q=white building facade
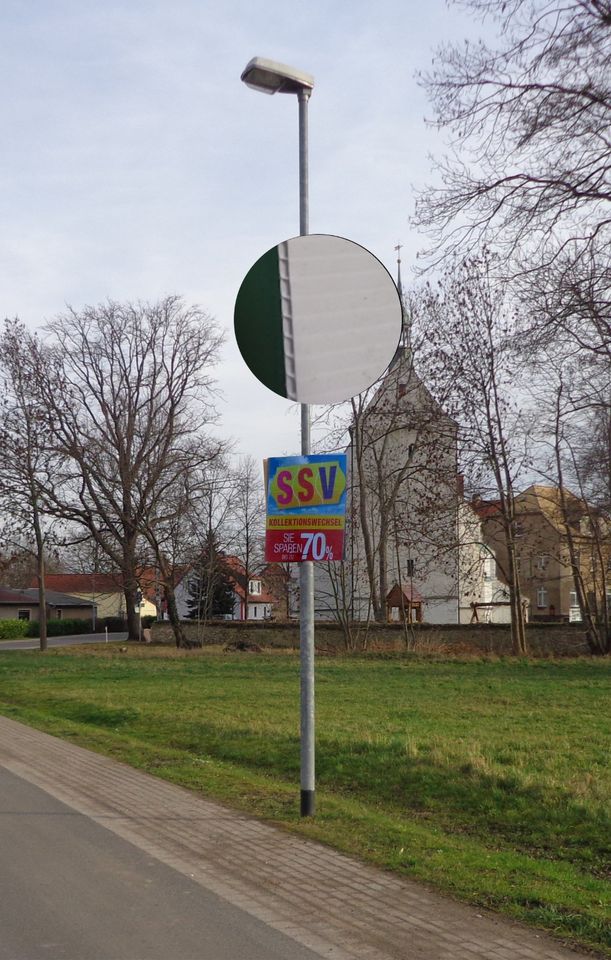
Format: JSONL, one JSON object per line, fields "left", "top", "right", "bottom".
{"left": 312, "top": 345, "right": 463, "bottom": 624}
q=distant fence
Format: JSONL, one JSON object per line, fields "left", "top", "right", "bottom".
{"left": 150, "top": 619, "right": 593, "bottom": 656}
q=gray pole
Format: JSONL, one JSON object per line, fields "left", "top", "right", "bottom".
{"left": 298, "top": 88, "right": 315, "bottom": 817}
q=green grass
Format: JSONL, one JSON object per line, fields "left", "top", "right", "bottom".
{"left": 0, "top": 646, "right": 609, "bottom": 955}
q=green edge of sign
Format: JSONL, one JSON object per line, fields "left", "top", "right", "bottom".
{"left": 234, "top": 245, "right": 287, "bottom": 399}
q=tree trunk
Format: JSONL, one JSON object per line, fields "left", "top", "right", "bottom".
{"left": 121, "top": 537, "right": 141, "bottom": 640}
{"left": 32, "top": 516, "right": 47, "bottom": 652}
{"left": 124, "top": 586, "right": 140, "bottom": 641}
{"left": 351, "top": 411, "right": 381, "bottom": 621}
{"left": 361, "top": 496, "right": 381, "bottom": 620}
{"left": 505, "top": 536, "right": 527, "bottom": 655}
{"left": 36, "top": 550, "right": 47, "bottom": 652}
{"left": 378, "top": 520, "right": 389, "bottom": 622}
{"left": 165, "top": 586, "right": 188, "bottom": 648}
{"left": 554, "top": 423, "right": 608, "bottom": 654}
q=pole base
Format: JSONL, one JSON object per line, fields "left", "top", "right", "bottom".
{"left": 300, "top": 789, "right": 315, "bottom": 817}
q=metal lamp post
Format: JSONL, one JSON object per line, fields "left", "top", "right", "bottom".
{"left": 241, "top": 57, "right": 316, "bottom": 817}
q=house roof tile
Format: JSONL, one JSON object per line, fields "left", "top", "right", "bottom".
{"left": 0, "top": 586, "right": 38, "bottom": 605}
{"left": 20, "top": 589, "right": 94, "bottom": 608}
{"left": 35, "top": 574, "right": 124, "bottom": 595}
{"left": 0, "top": 586, "right": 94, "bottom": 607}
{"left": 386, "top": 583, "right": 423, "bottom": 604}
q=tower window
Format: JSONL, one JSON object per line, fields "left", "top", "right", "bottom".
{"left": 537, "top": 587, "right": 548, "bottom": 609}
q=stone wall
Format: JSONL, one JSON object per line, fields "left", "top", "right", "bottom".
{"left": 150, "top": 619, "right": 593, "bottom": 656}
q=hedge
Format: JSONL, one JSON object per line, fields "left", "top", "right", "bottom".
{"left": 0, "top": 619, "right": 30, "bottom": 640}
{"left": 25, "top": 619, "right": 94, "bottom": 638}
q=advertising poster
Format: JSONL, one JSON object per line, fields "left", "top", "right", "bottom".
{"left": 265, "top": 454, "right": 347, "bottom": 563}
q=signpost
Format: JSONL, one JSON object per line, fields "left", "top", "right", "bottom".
{"left": 240, "top": 60, "right": 402, "bottom": 817}
{"left": 265, "top": 455, "right": 347, "bottom": 563}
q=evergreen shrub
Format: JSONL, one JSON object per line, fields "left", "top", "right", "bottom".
{"left": 26, "top": 619, "right": 94, "bottom": 637}
{"left": 0, "top": 619, "right": 29, "bottom": 639}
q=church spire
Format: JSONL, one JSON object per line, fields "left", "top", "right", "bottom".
{"left": 394, "top": 242, "right": 403, "bottom": 301}
{"left": 394, "top": 242, "right": 410, "bottom": 351}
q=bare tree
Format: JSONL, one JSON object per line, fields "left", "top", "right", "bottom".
{"left": 320, "top": 331, "right": 460, "bottom": 626}
{"left": 227, "top": 456, "right": 265, "bottom": 620}
{"left": 0, "top": 320, "right": 63, "bottom": 650}
{"left": 36, "top": 297, "right": 224, "bottom": 642}
{"left": 322, "top": 558, "right": 374, "bottom": 650}
{"left": 139, "top": 450, "right": 228, "bottom": 647}
{"left": 0, "top": 545, "right": 61, "bottom": 590}
{"left": 415, "top": 254, "right": 532, "bottom": 654}
{"left": 260, "top": 561, "right": 296, "bottom": 621}
{"left": 415, "top": 0, "right": 610, "bottom": 358}
{"left": 530, "top": 356, "right": 610, "bottom": 652}
{"left": 173, "top": 460, "right": 240, "bottom": 642}
{"left": 576, "top": 404, "right": 611, "bottom": 512}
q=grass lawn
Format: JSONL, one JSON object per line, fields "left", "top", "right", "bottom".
{"left": 0, "top": 645, "right": 609, "bottom": 955}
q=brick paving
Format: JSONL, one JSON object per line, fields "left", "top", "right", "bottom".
{"left": 0, "top": 715, "right": 592, "bottom": 960}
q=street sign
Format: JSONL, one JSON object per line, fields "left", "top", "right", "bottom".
{"left": 235, "top": 234, "right": 402, "bottom": 405}
{"left": 265, "top": 454, "right": 347, "bottom": 562}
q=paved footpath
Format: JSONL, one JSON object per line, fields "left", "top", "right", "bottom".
{"left": 0, "top": 715, "right": 592, "bottom": 960}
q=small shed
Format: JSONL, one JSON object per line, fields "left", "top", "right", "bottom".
{"left": 21, "top": 589, "right": 96, "bottom": 621}
{"left": 386, "top": 583, "right": 423, "bottom": 623}
{"left": 0, "top": 587, "right": 39, "bottom": 621}
{"left": 0, "top": 586, "right": 95, "bottom": 622}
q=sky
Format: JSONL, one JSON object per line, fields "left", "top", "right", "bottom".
{"left": 0, "top": 0, "right": 479, "bottom": 474}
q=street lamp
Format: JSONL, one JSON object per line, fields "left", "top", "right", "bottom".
{"left": 241, "top": 56, "right": 316, "bottom": 817}
{"left": 241, "top": 57, "right": 314, "bottom": 96}
{"left": 240, "top": 58, "right": 313, "bottom": 237}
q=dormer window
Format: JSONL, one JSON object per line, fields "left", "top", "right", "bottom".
{"left": 249, "top": 580, "right": 261, "bottom": 595}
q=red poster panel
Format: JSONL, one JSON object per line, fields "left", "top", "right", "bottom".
{"left": 265, "top": 527, "right": 345, "bottom": 563}
{"left": 265, "top": 455, "right": 347, "bottom": 563}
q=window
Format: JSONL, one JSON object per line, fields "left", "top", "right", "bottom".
{"left": 249, "top": 580, "right": 261, "bottom": 595}
{"left": 405, "top": 558, "right": 415, "bottom": 577}
{"left": 569, "top": 592, "right": 582, "bottom": 622}
{"left": 537, "top": 587, "right": 548, "bottom": 609}
{"left": 535, "top": 554, "right": 549, "bottom": 571}
{"left": 17, "top": 610, "right": 30, "bottom": 621}
{"left": 56, "top": 609, "right": 62, "bottom": 619}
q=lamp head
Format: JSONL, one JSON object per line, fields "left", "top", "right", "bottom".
{"left": 241, "top": 57, "right": 314, "bottom": 95}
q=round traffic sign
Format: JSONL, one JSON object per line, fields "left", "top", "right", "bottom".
{"left": 235, "top": 234, "right": 402, "bottom": 404}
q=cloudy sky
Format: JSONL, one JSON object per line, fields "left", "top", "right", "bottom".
{"left": 1, "top": 0, "right": 480, "bottom": 470}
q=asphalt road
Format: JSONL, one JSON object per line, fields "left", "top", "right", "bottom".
{"left": 0, "top": 631, "right": 128, "bottom": 651}
{"left": 0, "top": 766, "right": 319, "bottom": 960}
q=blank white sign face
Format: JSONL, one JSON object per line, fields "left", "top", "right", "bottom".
{"left": 234, "top": 234, "right": 402, "bottom": 404}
